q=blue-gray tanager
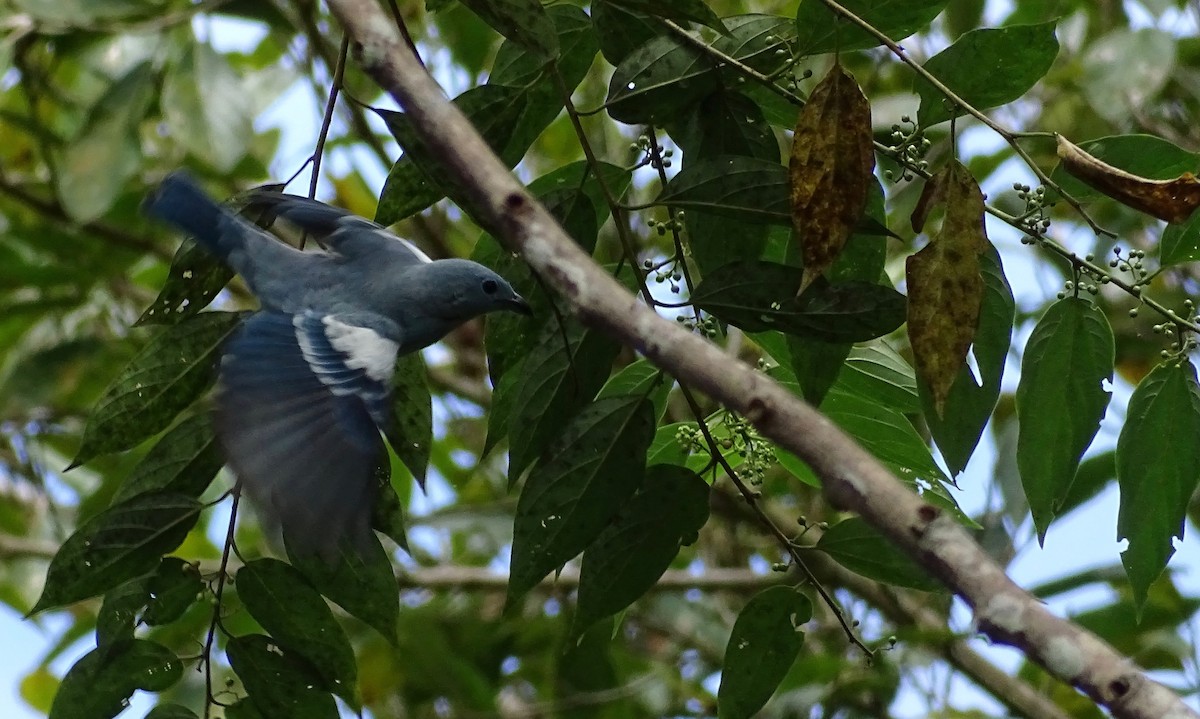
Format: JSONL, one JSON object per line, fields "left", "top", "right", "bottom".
{"left": 143, "top": 172, "right": 530, "bottom": 556}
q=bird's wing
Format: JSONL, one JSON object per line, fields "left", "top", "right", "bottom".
{"left": 242, "top": 190, "right": 433, "bottom": 266}
{"left": 215, "top": 310, "right": 400, "bottom": 557}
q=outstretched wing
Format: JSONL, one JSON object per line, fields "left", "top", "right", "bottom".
{"left": 241, "top": 190, "right": 433, "bottom": 266}
{"left": 215, "top": 310, "right": 399, "bottom": 557}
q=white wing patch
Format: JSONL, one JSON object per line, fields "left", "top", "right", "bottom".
{"left": 320, "top": 317, "right": 400, "bottom": 382}
{"left": 369, "top": 227, "right": 433, "bottom": 264}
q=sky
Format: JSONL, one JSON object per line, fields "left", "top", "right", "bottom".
{"left": 3, "top": 1, "right": 1200, "bottom": 718}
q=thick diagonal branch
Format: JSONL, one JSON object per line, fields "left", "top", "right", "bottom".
{"left": 322, "top": 3, "right": 1195, "bottom": 717}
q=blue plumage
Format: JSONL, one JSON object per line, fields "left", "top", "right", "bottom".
{"left": 144, "top": 172, "right": 531, "bottom": 557}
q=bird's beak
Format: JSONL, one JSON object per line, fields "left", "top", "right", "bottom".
{"left": 509, "top": 295, "right": 533, "bottom": 316}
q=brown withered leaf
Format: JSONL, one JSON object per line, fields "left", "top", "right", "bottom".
{"left": 1057, "top": 134, "right": 1200, "bottom": 223}
{"left": 790, "top": 63, "right": 875, "bottom": 294}
{"left": 906, "top": 161, "right": 989, "bottom": 416}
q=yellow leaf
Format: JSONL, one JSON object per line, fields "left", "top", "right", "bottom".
{"left": 906, "top": 161, "right": 989, "bottom": 415}
{"left": 1057, "top": 134, "right": 1200, "bottom": 223}
{"left": 20, "top": 666, "right": 58, "bottom": 714}
{"left": 790, "top": 63, "right": 875, "bottom": 293}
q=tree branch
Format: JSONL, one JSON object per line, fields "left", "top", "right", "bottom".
{"left": 322, "top": 3, "right": 1197, "bottom": 717}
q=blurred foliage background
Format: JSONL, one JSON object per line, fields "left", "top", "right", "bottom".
{"left": 4, "top": 0, "right": 1200, "bottom": 717}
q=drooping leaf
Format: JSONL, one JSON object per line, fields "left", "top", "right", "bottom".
{"left": 1017, "top": 298, "right": 1114, "bottom": 542}
{"left": 55, "top": 62, "right": 155, "bottom": 222}
{"left": 49, "top": 640, "right": 182, "bottom": 719}
{"left": 237, "top": 558, "right": 358, "bottom": 705}
{"left": 1049, "top": 134, "right": 1200, "bottom": 208}
{"left": 923, "top": 248, "right": 1014, "bottom": 475}
{"left": 794, "top": 0, "right": 948, "bottom": 55}
{"left": 606, "top": 0, "right": 727, "bottom": 32}
{"left": 916, "top": 21, "right": 1059, "bottom": 126}
{"left": 597, "top": 358, "right": 669, "bottom": 420}
{"left": 605, "top": 35, "right": 718, "bottom": 125}
{"left": 717, "top": 586, "right": 811, "bottom": 719}
{"left": 96, "top": 576, "right": 150, "bottom": 649}
{"left": 672, "top": 90, "right": 779, "bottom": 163}
{"left": 573, "top": 465, "right": 710, "bottom": 635}
{"left": 508, "top": 396, "right": 656, "bottom": 606}
{"left": 162, "top": 41, "right": 254, "bottom": 172}
{"left": 70, "top": 312, "right": 245, "bottom": 468}
{"left": 661, "top": 156, "right": 789, "bottom": 224}
{"left": 790, "top": 63, "right": 875, "bottom": 291}
{"left": 226, "top": 635, "right": 338, "bottom": 719}
{"left": 458, "top": 0, "right": 558, "bottom": 59}
{"left": 841, "top": 342, "right": 920, "bottom": 414}
{"left": 286, "top": 532, "right": 398, "bottom": 642}
{"left": 691, "top": 260, "right": 905, "bottom": 343}
{"left": 505, "top": 321, "right": 621, "bottom": 479}
{"left": 816, "top": 517, "right": 942, "bottom": 590}
{"left": 1117, "top": 360, "right": 1200, "bottom": 613}
{"left": 32, "top": 493, "right": 201, "bottom": 613}
{"left": 386, "top": 352, "right": 431, "bottom": 487}
{"left": 1056, "top": 134, "right": 1200, "bottom": 224}
{"left": 136, "top": 239, "right": 233, "bottom": 326}
{"left": 906, "top": 161, "right": 989, "bottom": 414}
{"left": 111, "top": 413, "right": 223, "bottom": 504}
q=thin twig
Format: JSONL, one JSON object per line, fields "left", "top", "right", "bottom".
{"left": 202, "top": 493, "right": 240, "bottom": 719}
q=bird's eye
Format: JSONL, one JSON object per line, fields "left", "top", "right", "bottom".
{"left": 482, "top": 279, "right": 499, "bottom": 294}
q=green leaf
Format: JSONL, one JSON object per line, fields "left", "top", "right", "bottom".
{"left": 573, "top": 465, "right": 710, "bottom": 635}
{"left": 923, "top": 248, "right": 1014, "bottom": 476}
{"left": 386, "top": 352, "right": 431, "bottom": 486}
{"left": 376, "top": 86, "right": 527, "bottom": 225}
{"left": 1160, "top": 210, "right": 1200, "bottom": 267}
{"left": 162, "top": 41, "right": 254, "bottom": 172}
{"left": 372, "top": 462, "right": 411, "bottom": 553}
{"left": 659, "top": 156, "right": 789, "bottom": 224}
{"left": 841, "top": 342, "right": 920, "bottom": 414}
{"left": 713, "top": 15, "right": 797, "bottom": 75}
{"left": 226, "top": 635, "right": 338, "bottom": 719}
{"left": 508, "top": 396, "right": 656, "bottom": 605}
{"left": 717, "top": 587, "right": 811, "bottom": 719}
{"left": 1117, "top": 360, "right": 1200, "bottom": 612}
{"left": 286, "top": 533, "right": 398, "bottom": 642}
{"left": 111, "top": 413, "right": 223, "bottom": 504}
{"left": 816, "top": 517, "right": 942, "bottom": 590}
{"left": 136, "top": 239, "right": 233, "bottom": 326}
{"left": 237, "top": 559, "right": 358, "bottom": 705}
{"left": 787, "top": 337, "right": 850, "bottom": 407}
{"left": 794, "top": 0, "right": 948, "bottom": 55}
{"left": 672, "top": 90, "right": 780, "bottom": 163}
{"left": 145, "top": 704, "right": 199, "bottom": 719}
{"left": 821, "top": 383, "right": 951, "bottom": 488}
{"left": 691, "top": 261, "right": 906, "bottom": 343}
{"left": 142, "top": 557, "right": 203, "bottom": 626}
{"left": 1049, "top": 134, "right": 1199, "bottom": 205}
{"left": 506, "top": 321, "right": 621, "bottom": 479}
{"left": 605, "top": 35, "right": 719, "bottom": 124}
{"left": 32, "top": 493, "right": 201, "bottom": 613}
{"left": 96, "top": 577, "right": 150, "bottom": 649}
{"left": 591, "top": 0, "right": 661, "bottom": 65}
{"left": 1017, "top": 298, "right": 1113, "bottom": 542}
{"left": 70, "top": 312, "right": 245, "bottom": 468}
{"left": 916, "top": 22, "right": 1059, "bottom": 126}
{"left": 49, "top": 640, "right": 182, "bottom": 719}
{"left": 458, "top": 0, "right": 558, "bottom": 59}
{"left": 597, "top": 358, "right": 669, "bottom": 420}
{"left": 606, "top": 0, "right": 727, "bottom": 32}
{"left": 55, "top": 62, "right": 155, "bottom": 222}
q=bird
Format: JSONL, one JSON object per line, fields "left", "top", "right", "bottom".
{"left": 143, "top": 171, "right": 531, "bottom": 557}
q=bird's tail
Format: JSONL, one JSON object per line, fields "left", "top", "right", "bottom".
{"left": 143, "top": 172, "right": 243, "bottom": 260}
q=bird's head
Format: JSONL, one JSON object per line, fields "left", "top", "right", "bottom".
{"left": 423, "top": 258, "right": 532, "bottom": 321}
